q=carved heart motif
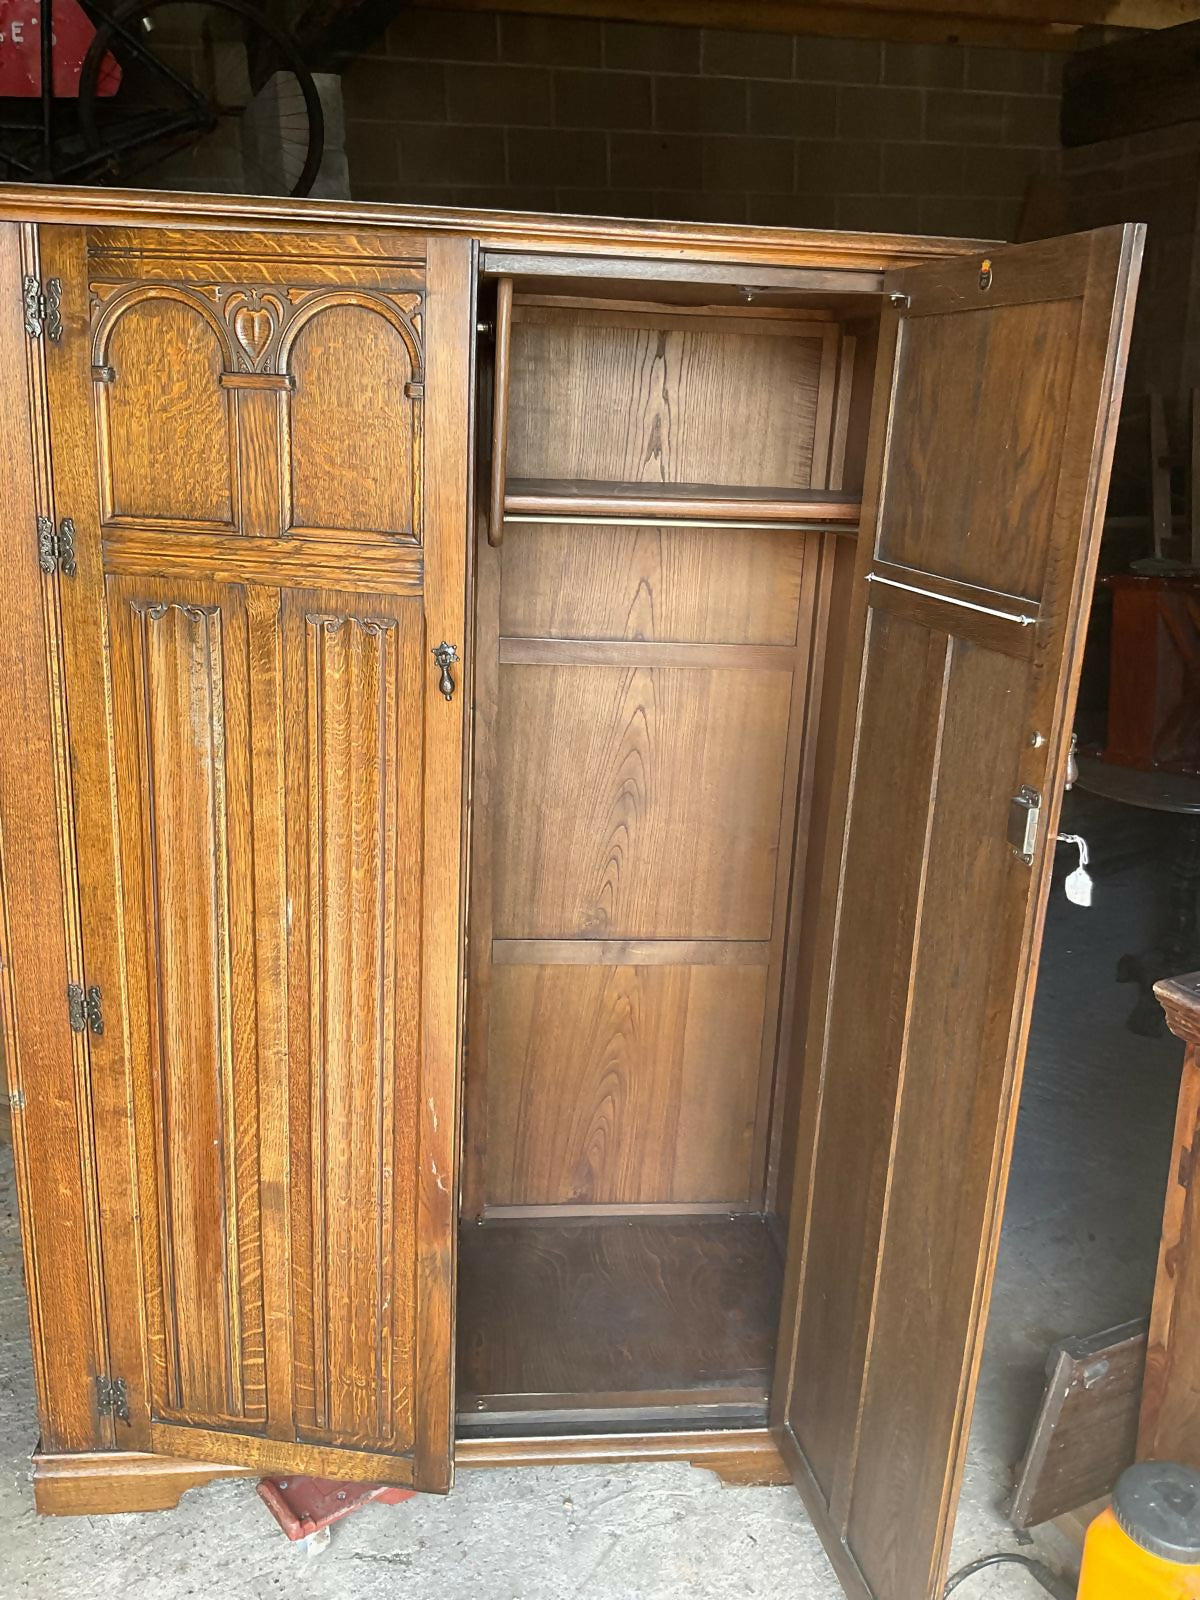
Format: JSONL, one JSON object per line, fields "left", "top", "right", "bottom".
{"left": 233, "top": 304, "right": 274, "bottom": 369}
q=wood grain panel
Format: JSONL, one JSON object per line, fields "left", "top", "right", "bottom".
{"left": 99, "top": 294, "right": 234, "bottom": 527}
{"left": 107, "top": 577, "right": 265, "bottom": 1426}
{"left": 286, "top": 301, "right": 420, "bottom": 540}
{"left": 786, "top": 607, "right": 952, "bottom": 1499}
{"left": 771, "top": 533, "right": 856, "bottom": 1233}
{"left": 1139, "top": 976, "right": 1200, "bottom": 1470}
{"left": 283, "top": 589, "right": 423, "bottom": 1452}
{"left": 879, "top": 298, "right": 1082, "bottom": 599}
{"left": 86, "top": 225, "right": 426, "bottom": 277}
{"left": 456, "top": 1428, "right": 789, "bottom": 1484}
{"left": 492, "top": 938, "right": 770, "bottom": 966}
{"left": 29, "top": 222, "right": 467, "bottom": 1493}
{"left": 101, "top": 527, "right": 424, "bottom": 594}
{"left": 1013, "top": 1319, "right": 1146, "bottom": 1528}
{"left": 487, "top": 963, "right": 766, "bottom": 1208}
{"left": 773, "top": 227, "right": 1144, "bottom": 1600}
{"left": 500, "top": 523, "right": 806, "bottom": 646}
{"left": 843, "top": 640, "right": 1034, "bottom": 1574}
{"left": 457, "top": 1217, "right": 782, "bottom": 1422}
{"left": 494, "top": 664, "right": 791, "bottom": 940}
{"left": 507, "top": 308, "right": 830, "bottom": 488}
{"left": 233, "top": 387, "right": 286, "bottom": 538}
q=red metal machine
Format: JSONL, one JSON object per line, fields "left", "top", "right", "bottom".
{"left": 0, "top": 0, "right": 118, "bottom": 96}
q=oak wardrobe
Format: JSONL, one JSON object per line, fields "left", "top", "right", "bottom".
{"left": 0, "top": 185, "right": 1142, "bottom": 1600}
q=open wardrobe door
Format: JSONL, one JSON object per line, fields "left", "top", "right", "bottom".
{"left": 26, "top": 221, "right": 472, "bottom": 1493}
{"left": 772, "top": 225, "right": 1144, "bottom": 1600}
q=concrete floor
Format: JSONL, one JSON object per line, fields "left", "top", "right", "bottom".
{"left": 0, "top": 795, "right": 1184, "bottom": 1599}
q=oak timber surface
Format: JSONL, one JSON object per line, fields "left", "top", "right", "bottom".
{"left": 504, "top": 480, "right": 861, "bottom": 525}
{"left": 31, "top": 220, "right": 469, "bottom": 1487}
{"left": 456, "top": 1217, "right": 782, "bottom": 1430}
{"left": 500, "top": 521, "right": 808, "bottom": 644}
{"left": 470, "top": 286, "right": 850, "bottom": 1220}
{"left": 507, "top": 307, "right": 835, "bottom": 490}
{"left": 494, "top": 662, "right": 790, "bottom": 940}
{"left": 487, "top": 962, "right": 767, "bottom": 1208}
{"left": 0, "top": 182, "right": 993, "bottom": 270}
{"left": 772, "top": 228, "right": 1144, "bottom": 1600}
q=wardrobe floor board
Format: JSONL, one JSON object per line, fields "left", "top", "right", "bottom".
{"left": 455, "top": 1215, "right": 783, "bottom": 1435}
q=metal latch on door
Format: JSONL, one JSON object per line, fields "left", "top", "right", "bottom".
{"left": 1006, "top": 734, "right": 1093, "bottom": 904}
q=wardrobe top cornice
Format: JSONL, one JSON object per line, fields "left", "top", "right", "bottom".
{"left": 0, "top": 182, "right": 995, "bottom": 271}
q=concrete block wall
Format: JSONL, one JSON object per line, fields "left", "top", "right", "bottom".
{"left": 342, "top": 8, "right": 1064, "bottom": 239}
{"left": 1061, "top": 124, "right": 1200, "bottom": 515}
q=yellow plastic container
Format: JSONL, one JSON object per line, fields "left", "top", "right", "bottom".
{"left": 1079, "top": 1464, "right": 1200, "bottom": 1599}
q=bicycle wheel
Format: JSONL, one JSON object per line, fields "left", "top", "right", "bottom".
{"left": 77, "top": 0, "right": 324, "bottom": 197}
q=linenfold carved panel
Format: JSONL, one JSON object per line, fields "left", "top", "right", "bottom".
{"left": 107, "top": 576, "right": 425, "bottom": 1452}
{"left": 109, "top": 581, "right": 267, "bottom": 1428}
{"left": 283, "top": 594, "right": 423, "bottom": 1450}
{"left": 90, "top": 280, "right": 424, "bottom": 543}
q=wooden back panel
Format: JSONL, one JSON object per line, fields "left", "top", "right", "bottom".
{"left": 507, "top": 304, "right": 837, "bottom": 489}
{"left": 466, "top": 299, "right": 854, "bottom": 1219}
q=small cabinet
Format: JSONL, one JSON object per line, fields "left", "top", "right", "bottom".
{"left": 0, "top": 196, "right": 1142, "bottom": 1600}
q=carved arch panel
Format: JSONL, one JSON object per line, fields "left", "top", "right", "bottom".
{"left": 282, "top": 293, "right": 424, "bottom": 543}
{"left": 92, "top": 287, "right": 236, "bottom": 530}
{"left": 89, "top": 280, "right": 424, "bottom": 544}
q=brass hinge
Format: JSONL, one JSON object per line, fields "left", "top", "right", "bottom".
{"left": 95, "top": 1374, "right": 130, "bottom": 1424}
{"left": 23, "top": 274, "right": 62, "bottom": 343}
{"left": 67, "top": 982, "right": 104, "bottom": 1035}
{"left": 37, "top": 515, "right": 76, "bottom": 577}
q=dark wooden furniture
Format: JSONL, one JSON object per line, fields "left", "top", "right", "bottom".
{"left": 1010, "top": 1318, "right": 1147, "bottom": 1529}
{"left": 0, "top": 186, "right": 1143, "bottom": 1600}
{"left": 1101, "top": 575, "right": 1200, "bottom": 777}
{"left": 1141, "top": 972, "right": 1200, "bottom": 1467}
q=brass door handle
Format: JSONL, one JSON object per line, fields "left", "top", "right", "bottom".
{"left": 433, "top": 641, "right": 458, "bottom": 701}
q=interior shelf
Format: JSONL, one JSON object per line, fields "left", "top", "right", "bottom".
{"left": 503, "top": 478, "right": 862, "bottom": 529}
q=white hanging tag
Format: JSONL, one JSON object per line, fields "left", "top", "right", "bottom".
{"left": 1057, "top": 832, "right": 1093, "bottom": 907}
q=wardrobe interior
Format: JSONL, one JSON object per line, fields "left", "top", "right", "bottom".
{"left": 456, "top": 261, "right": 888, "bottom": 1441}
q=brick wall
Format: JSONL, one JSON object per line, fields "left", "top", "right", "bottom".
{"left": 342, "top": 9, "right": 1064, "bottom": 239}
{"left": 1066, "top": 127, "right": 1200, "bottom": 424}
{"left": 1058, "top": 124, "right": 1200, "bottom": 517}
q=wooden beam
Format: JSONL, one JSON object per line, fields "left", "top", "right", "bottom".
{"left": 408, "top": 0, "right": 1200, "bottom": 52}
{"left": 1063, "top": 17, "right": 1200, "bottom": 143}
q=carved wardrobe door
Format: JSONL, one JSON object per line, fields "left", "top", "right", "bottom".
{"left": 772, "top": 226, "right": 1143, "bottom": 1600}
{"left": 37, "top": 223, "right": 471, "bottom": 1488}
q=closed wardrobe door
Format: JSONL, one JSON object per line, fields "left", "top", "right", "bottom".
{"left": 772, "top": 225, "right": 1143, "bottom": 1600}
{"left": 35, "top": 221, "right": 471, "bottom": 1489}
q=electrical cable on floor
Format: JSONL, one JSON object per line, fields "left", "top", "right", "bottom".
{"left": 942, "top": 1551, "right": 1076, "bottom": 1598}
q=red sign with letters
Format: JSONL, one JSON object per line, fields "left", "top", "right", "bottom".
{"left": 0, "top": 0, "right": 119, "bottom": 96}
